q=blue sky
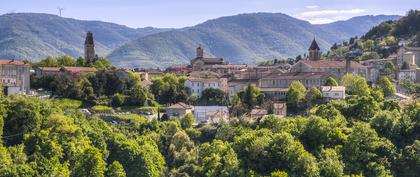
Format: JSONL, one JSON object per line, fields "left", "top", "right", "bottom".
{"left": 1, "top": 0, "right": 419, "bottom": 28}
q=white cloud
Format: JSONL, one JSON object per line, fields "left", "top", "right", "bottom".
{"left": 295, "top": 8, "right": 367, "bottom": 24}
{"left": 305, "top": 5, "right": 319, "bottom": 9}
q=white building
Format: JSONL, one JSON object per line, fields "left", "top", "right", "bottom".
{"left": 0, "top": 60, "right": 31, "bottom": 95}
{"left": 193, "top": 106, "right": 229, "bottom": 124}
{"left": 185, "top": 77, "right": 228, "bottom": 97}
{"left": 321, "top": 86, "right": 346, "bottom": 100}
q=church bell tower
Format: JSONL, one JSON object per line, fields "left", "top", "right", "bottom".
{"left": 84, "top": 31, "right": 96, "bottom": 63}
{"left": 308, "top": 38, "right": 321, "bottom": 61}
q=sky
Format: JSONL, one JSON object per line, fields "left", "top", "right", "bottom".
{"left": 1, "top": 0, "right": 419, "bottom": 28}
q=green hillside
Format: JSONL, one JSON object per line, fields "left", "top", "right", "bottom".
{"left": 0, "top": 13, "right": 168, "bottom": 61}
{"left": 108, "top": 13, "right": 399, "bottom": 68}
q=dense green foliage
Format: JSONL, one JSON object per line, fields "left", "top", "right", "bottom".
{"left": 0, "top": 87, "right": 419, "bottom": 176}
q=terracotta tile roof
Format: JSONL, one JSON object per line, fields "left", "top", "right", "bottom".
{"left": 211, "top": 64, "right": 248, "bottom": 69}
{"left": 263, "top": 72, "right": 328, "bottom": 80}
{"left": 301, "top": 60, "right": 366, "bottom": 69}
{"left": 63, "top": 67, "right": 97, "bottom": 73}
{"left": 260, "top": 87, "right": 289, "bottom": 92}
{"left": 167, "top": 102, "right": 193, "bottom": 109}
{"left": 202, "top": 58, "right": 225, "bottom": 64}
{"left": 39, "top": 67, "right": 61, "bottom": 72}
{"left": 321, "top": 86, "right": 345, "bottom": 92}
{"left": 250, "top": 109, "right": 268, "bottom": 115}
{"left": 0, "top": 60, "right": 26, "bottom": 65}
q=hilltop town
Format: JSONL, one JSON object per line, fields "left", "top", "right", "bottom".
{"left": 0, "top": 8, "right": 419, "bottom": 177}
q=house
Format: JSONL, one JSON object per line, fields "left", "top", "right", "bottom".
{"left": 321, "top": 86, "right": 346, "bottom": 100}
{"left": 259, "top": 87, "right": 288, "bottom": 101}
{"left": 273, "top": 102, "right": 287, "bottom": 117}
{"left": 250, "top": 108, "right": 268, "bottom": 119}
{"left": 0, "top": 60, "right": 30, "bottom": 95}
{"left": 193, "top": 106, "right": 229, "bottom": 124}
{"left": 166, "top": 102, "right": 194, "bottom": 119}
{"left": 184, "top": 71, "right": 228, "bottom": 97}
{"left": 35, "top": 67, "right": 61, "bottom": 76}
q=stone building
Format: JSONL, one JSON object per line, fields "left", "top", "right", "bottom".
{"left": 84, "top": 31, "right": 97, "bottom": 63}
{"left": 0, "top": 60, "right": 30, "bottom": 95}
{"left": 290, "top": 60, "right": 368, "bottom": 81}
{"left": 191, "top": 46, "right": 227, "bottom": 71}
{"left": 166, "top": 102, "right": 194, "bottom": 119}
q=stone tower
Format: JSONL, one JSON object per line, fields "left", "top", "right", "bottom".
{"left": 84, "top": 31, "right": 96, "bottom": 62}
{"left": 308, "top": 38, "right": 321, "bottom": 61}
{"left": 196, "top": 46, "right": 204, "bottom": 58}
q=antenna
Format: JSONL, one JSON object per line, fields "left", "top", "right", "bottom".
{"left": 57, "top": 7, "right": 64, "bottom": 17}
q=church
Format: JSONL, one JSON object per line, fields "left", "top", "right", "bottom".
{"left": 84, "top": 31, "right": 98, "bottom": 63}
{"left": 191, "top": 46, "right": 226, "bottom": 71}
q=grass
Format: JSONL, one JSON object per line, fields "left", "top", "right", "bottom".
{"left": 53, "top": 98, "right": 83, "bottom": 109}
{"left": 91, "top": 105, "right": 113, "bottom": 111}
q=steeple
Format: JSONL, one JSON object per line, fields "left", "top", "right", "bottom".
{"left": 308, "top": 38, "right": 321, "bottom": 60}
{"left": 84, "top": 31, "right": 96, "bottom": 63}
{"left": 196, "top": 45, "right": 204, "bottom": 58}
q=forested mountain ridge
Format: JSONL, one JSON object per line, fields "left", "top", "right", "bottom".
{"left": 107, "top": 13, "right": 399, "bottom": 68}
{"left": 0, "top": 13, "right": 169, "bottom": 61}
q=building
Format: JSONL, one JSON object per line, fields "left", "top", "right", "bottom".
{"left": 250, "top": 108, "right": 268, "bottom": 119}
{"left": 84, "top": 31, "right": 97, "bottom": 63}
{"left": 321, "top": 86, "right": 346, "bottom": 100}
{"left": 166, "top": 102, "right": 194, "bottom": 119}
{"left": 35, "top": 66, "right": 97, "bottom": 77}
{"left": 308, "top": 38, "right": 322, "bottom": 61}
{"left": 193, "top": 106, "right": 229, "bottom": 124}
{"left": 273, "top": 102, "right": 287, "bottom": 117}
{"left": 184, "top": 71, "right": 228, "bottom": 97}
{"left": 0, "top": 60, "right": 30, "bottom": 95}
{"left": 259, "top": 72, "right": 329, "bottom": 90}
{"left": 290, "top": 60, "right": 368, "bottom": 81}
{"left": 191, "top": 46, "right": 227, "bottom": 71}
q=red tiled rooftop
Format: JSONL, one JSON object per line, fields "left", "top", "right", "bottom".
{"left": 0, "top": 60, "right": 26, "bottom": 65}
{"left": 302, "top": 60, "right": 366, "bottom": 69}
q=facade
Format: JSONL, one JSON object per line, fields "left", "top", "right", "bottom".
{"left": 84, "top": 31, "right": 97, "bottom": 63}
{"left": 259, "top": 87, "right": 288, "bottom": 101}
{"left": 166, "top": 102, "right": 194, "bottom": 119}
{"left": 321, "top": 86, "right": 346, "bottom": 100}
{"left": 184, "top": 71, "right": 228, "bottom": 97}
{"left": 259, "top": 72, "right": 329, "bottom": 90}
{"left": 290, "top": 60, "right": 368, "bottom": 81}
{"left": 193, "top": 106, "right": 229, "bottom": 124}
{"left": 0, "top": 60, "right": 30, "bottom": 94}
{"left": 250, "top": 108, "right": 268, "bottom": 119}
{"left": 273, "top": 103, "right": 287, "bottom": 117}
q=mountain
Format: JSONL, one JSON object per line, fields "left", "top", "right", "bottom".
{"left": 317, "top": 15, "right": 401, "bottom": 40}
{"left": 108, "top": 13, "right": 400, "bottom": 68}
{"left": 0, "top": 13, "right": 169, "bottom": 61}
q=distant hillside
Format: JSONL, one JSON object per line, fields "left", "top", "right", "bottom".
{"left": 0, "top": 13, "right": 169, "bottom": 61}
{"left": 108, "top": 13, "right": 400, "bottom": 68}
{"left": 318, "top": 15, "right": 401, "bottom": 40}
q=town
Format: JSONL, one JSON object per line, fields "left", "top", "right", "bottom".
{"left": 0, "top": 4, "right": 419, "bottom": 177}
{"left": 2, "top": 31, "right": 416, "bottom": 124}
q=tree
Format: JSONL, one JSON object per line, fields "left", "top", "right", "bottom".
{"left": 197, "top": 140, "right": 241, "bottom": 177}
{"left": 341, "top": 73, "right": 370, "bottom": 96}
{"left": 72, "top": 147, "right": 107, "bottom": 177}
{"left": 318, "top": 149, "right": 344, "bottom": 177}
{"left": 112, "top": 93, "right": 126, "bottom": 107}
{"left": 238, "top": 83, "right": 265, "bottom": 109}
{"left": 324, "top": 77, "right": 338, "bottom": 86}
{"left": 56, "top": 55, "right": 77, "bottom": 66}
{"left": 180, "top": 113, "right": 195, "bottom": 129}
{"left": 342, "top": 123, "right": 395, "bottom": 176}
{"left": 287, "top": 81, "right": 307, "bottom": 112}
{"left": 199, "top": 88, "right": 228, "bottom": 106}
{"left": 107, "top": 161, "right": 126, "bottom": 177}
{"left": 150, "top": 74, "right": 188, "bottom": 104}
{"left": 306, "top": 87, "right": 322, "bottom": 106}
{"left": 126, "top": 84, "right": 152, "bottom": 106}
{"left": 378, "top": 76, "right": 396, "bottom": 97}
{"left": 36, "top": 56, "right": 58, "bottom": 67}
